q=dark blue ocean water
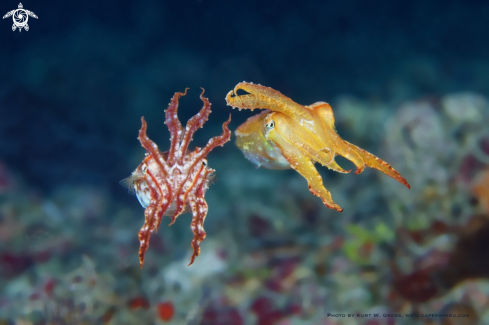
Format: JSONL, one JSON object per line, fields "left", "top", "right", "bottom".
{"left": 1, "top": 0, "right": 488, "bottom": 192}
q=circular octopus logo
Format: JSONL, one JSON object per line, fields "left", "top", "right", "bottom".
{"left": 3, "top": 3, "right": 37, "bottom": 32}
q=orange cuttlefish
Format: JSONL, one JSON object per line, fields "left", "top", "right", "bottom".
{"left": 226, "top": 82, "right": 410, "bottom": 212}
{"left": 123, "top": 89, "right": 231, "bottom": 268}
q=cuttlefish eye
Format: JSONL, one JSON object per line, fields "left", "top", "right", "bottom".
{"left": 265, "top": 120, "right": 275, "bottom": 130}
{"left": 202, "top": 159, "right": 208, "bottom": 166}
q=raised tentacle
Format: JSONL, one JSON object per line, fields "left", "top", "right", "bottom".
{"left": 165, "top": 89, "right": 187, "bottom": 165}
{"left": 177, "top": 88, "right": 213, "bottom": 164}
{"left": 226, "top": 82, "right": 310, "bottom": 119}
{"left": 192, "top": 114, "right": 232, "bottom": 164}
{"left": 138, "top": 117, "right": 170, "bottom": 175}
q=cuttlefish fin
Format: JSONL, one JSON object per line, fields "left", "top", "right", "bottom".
{"left": 309, "top": 102, "right": 357, "bottom": 174}
{"left": 308, "top": 101, "right": 335, "bottom": 129}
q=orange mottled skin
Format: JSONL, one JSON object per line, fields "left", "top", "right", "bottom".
{"left": 226, "top": 82, "right": 410, "bottom": 212}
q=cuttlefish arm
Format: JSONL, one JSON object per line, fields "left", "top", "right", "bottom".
{"left": 263, "top": 112, "right": 343, "bottom": 212}
{"left": 226, "top": 82, "right": 311, "bottom": 118}
{"left": 339, "top": 140, "right": 411, "bottom": 189}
